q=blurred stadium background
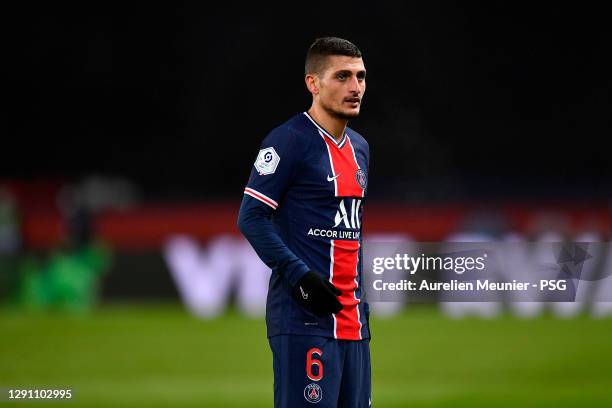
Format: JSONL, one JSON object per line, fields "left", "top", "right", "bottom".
{"left": 2, "top": 3, "right": 611, "bottom": 407}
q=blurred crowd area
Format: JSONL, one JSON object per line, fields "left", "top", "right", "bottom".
{"left": 0, "top": 178, "right": 610, "bottom": 318}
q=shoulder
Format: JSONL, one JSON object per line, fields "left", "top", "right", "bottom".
{"left": 262, "top": 113, "right": 313, "bottom": 148}
{"left": 346, "top": 126, "right": 369, "bottom": 152}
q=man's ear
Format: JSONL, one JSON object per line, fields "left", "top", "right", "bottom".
{"left": 305, "top": 74, "right": 319, "bottom": 95}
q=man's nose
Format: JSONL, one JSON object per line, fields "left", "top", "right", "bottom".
{"left": 347, "top": 76, "right": 361, "bottom": 94}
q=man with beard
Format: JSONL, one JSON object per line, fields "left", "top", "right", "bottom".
{"left": 238, "top": 37, "right": 372, "bottom": 408}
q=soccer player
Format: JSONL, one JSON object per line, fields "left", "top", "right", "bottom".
{"left": 237, "top": 37, "right": 371, "bottom": 407}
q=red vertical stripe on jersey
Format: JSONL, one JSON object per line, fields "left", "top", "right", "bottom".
{"left": 321, "top": 136, "right": 363, "bottom": 197}
{"left": 331, "top": 239, "right": 362, "bottom": 340}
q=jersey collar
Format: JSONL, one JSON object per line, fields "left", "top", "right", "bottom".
{"left": 303, "top": 111, "right": 348, "bottom": 148}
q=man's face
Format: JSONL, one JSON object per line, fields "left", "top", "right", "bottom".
{"left": 310, "top": 56, "right": 366, "bottom": 120}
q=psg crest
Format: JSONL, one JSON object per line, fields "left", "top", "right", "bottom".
{"left": 304, "top": 383, "right": 323, "bottom": 404}
{"left": 355, "top": 169, "right": 367, "bottom": 189}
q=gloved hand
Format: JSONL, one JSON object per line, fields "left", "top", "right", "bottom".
{"left": 291, "top": 271, "right": 342, "bottom": 317}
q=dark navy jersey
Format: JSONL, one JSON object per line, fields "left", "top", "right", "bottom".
{"left": 238, "top": 112, "right": 370, "bottom": 340}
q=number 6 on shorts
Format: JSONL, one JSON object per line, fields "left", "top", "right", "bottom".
{"left": 306, "top": 347, "right": 323, "bottom": 381}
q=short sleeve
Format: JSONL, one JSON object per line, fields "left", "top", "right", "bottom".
{"left": 243, "top": 127, "right": 300, "bottom": 210}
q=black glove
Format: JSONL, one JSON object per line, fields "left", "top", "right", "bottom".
{"left": 291, "top": 271, "right": 342, "bottom": 317}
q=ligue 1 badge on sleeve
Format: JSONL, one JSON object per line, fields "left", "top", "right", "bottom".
{"left": 356, "top": 168, "right": 367, "bottom": 189}
{"left": 254, "top": 147, "right": 280, "bottom": 175}
{"left": 304, "top": 383, "right": 323, "bottom": 404}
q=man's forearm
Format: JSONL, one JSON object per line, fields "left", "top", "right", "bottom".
{"left": 237, "top": 195, "right": 310, "bottom": 286}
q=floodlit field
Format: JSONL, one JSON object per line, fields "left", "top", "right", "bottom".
{"left": 1, "top": 304, "right": 611, "bottom": 407}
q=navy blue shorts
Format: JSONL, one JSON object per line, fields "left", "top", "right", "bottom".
{"left": 268, "top": 335, "right": 371, "bottom": 407}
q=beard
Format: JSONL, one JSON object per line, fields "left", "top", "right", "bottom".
{"left": 322, "top": 102, "right": 360, "bottom": 120}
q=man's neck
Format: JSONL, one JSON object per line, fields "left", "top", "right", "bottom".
{"left": 307, "top": 105, "right": 348, "bottom": 143}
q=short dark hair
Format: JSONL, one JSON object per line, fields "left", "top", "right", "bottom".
{"left": 305, "top": 37, "right": 362, "bottom": 75}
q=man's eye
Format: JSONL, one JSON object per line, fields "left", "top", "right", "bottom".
{"left": 336, "top": 74, "right": 347, "bottom": 80}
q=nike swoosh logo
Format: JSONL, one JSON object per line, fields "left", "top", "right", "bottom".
{"left": 327, "top": 173, "right": 341, "bottom": 182}
{"left": 300, "top": 286, "right": 309, "bottom": 300}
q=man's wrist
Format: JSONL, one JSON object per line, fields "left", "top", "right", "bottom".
{"left": 285, "top": 262, "right": 311, "bottom": 287}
